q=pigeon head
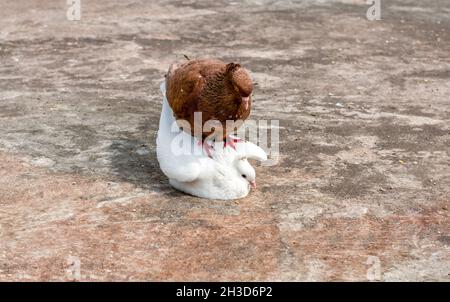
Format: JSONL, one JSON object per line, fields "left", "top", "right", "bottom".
{"left": 226, "top": 63, "right": 253, "bottom": 110}
{"left": 235, "top": 156, "right": 257, "bottom": 189}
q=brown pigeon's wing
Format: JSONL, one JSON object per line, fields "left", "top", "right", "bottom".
{"left": 165, "top": 58, "right": 226, "bottom": 122}
{"left": 166, "top": 63, "right": 205, "bottom": 121}
{"left": 166, "top": 58, "right": 234, "bottom": 139}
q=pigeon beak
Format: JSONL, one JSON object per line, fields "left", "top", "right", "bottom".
{"left": 242, "top": 97, "right": 250, "bottom": 110}
{"left": 249, "top": 180, "right": 256, "bottom": 190}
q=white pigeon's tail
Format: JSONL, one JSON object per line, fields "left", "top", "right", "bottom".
{"left": 235, "top": 141, "right": 268, "bottom": 162}
{"left": 158, "top": 82, "right": 174, "bottom": 132}
{"left": 156, "top": 82, "right": 214, "bottom": 183}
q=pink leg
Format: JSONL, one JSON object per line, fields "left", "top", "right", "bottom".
{"left": 224, "top": 135, "right": 242, "bottom": 150}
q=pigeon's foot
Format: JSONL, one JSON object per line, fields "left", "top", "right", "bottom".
{"left": 197, "top": 140, "right": 214, "bottom": 158}
{"left": 224, "top": 135, "right": 242, "bottom": 150}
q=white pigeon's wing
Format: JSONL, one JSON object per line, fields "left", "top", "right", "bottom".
{"left": 158, "top": 154, "right": 218, "bottom": 183}
{"left": 157, "top": 153, "right": 202, "bottom": 183}
{"left": 236, "top": 141, "right": 268, "bottom": 162}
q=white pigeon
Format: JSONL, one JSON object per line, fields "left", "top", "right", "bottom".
{"left": 156, "top": 82, "right": 267, "bottom": 200}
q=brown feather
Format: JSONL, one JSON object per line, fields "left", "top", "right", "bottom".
{"left": 165, "top": 58, "right": 253, "bottom": 141}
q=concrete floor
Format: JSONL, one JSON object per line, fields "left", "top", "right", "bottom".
{"left": 0, "top": 0, "right": 449, "bottom": 281}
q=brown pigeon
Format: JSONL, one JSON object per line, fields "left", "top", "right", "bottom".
{"left": 165, "top": 58, "right": 253, "bottom": 156}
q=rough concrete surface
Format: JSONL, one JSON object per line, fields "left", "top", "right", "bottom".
{"left": 0, "top": 0, "right": 449, "bottom": 281}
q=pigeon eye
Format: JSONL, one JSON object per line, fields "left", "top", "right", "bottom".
{"left": 241, "top": 174, "right": 246, "bottom": 178}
